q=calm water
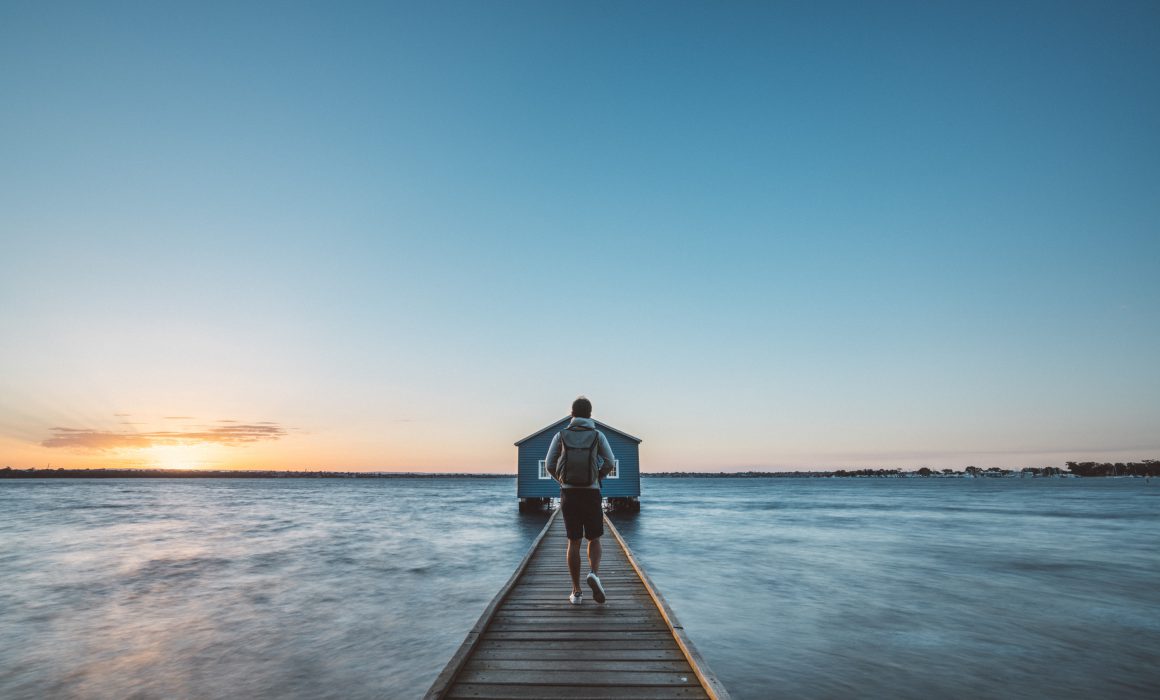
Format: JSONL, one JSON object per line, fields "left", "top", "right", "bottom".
{"left": 1, "top": 477, "right": 1157, "bottom": 699}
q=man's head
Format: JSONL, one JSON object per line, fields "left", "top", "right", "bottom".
{"left": 571, "top": 395, "right": 592, "bottom": 419}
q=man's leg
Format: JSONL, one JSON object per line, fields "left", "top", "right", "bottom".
{"left": 581, "top": 490, "right": 608, "bottom": 603}
{"left": 587, "top": 536, "right": 602, "bottom": 575}
{"left": 566, "top": 538, "right": 582, "bottom": 594}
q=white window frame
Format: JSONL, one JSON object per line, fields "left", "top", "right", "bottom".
{"left": 605, "top": 459, "right": 620, "bottom": 479}
{"left": 538, "top": 459, "right": 551, "bottom": 479}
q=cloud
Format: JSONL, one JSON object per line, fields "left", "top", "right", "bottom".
{"left": 163, "top": 416, "right": 195, "bottom": 420}
{"left": 42, "top": 423, "right": 288, "bottom": 451}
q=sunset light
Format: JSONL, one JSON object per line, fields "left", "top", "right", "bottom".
{"left": 138, "top": 444, "right": 219, "bottom": 471}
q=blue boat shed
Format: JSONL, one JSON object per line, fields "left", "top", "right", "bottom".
{"left": 515, "top": 417, "right": 642, "bottom": 511}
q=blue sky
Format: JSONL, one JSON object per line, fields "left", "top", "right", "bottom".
{"left": 2, "top": 1, "right": 1158, "bottom": 471}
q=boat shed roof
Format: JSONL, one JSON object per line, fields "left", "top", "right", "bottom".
{"left": 514, "top": 417, "right": 643, "bottom": 446}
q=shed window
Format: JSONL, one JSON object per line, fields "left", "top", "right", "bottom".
{"left": 605, "top": 459, "right": 619, "bottom": 479}
{"left": 538, "top": 460, "right": 551, "bottom": 479}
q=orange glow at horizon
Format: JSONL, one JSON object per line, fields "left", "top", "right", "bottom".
{"left": 137, "top": 444, "right": 222, "bottom": 470}
{"left": 0, "top": 428, "right": 520, "bottom": 473}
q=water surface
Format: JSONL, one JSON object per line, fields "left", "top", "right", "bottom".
{"left": 612, "top": 478, "right": 1160, "bottom": 699}
{"left": 2, "top": 477, "right": 1157, "bottom": 698}
{"left": 1, "top": 478, "right": 548, "bottom": 699}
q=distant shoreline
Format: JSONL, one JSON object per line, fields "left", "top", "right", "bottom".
{"left": 2, "top": 462, "right": 1155, "bottom": 479}
{"left": 0, "top": 468, "right": 510, "bottom": 479}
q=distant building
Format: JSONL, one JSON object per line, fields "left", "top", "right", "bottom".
{"left": 514, "top": 417, "right": 641, "bottom": 511}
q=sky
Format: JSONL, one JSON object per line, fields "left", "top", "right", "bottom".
{"left": 2, "top": 1, "right": 1158, "bottom": 472}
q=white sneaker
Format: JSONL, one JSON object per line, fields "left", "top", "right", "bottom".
{"left": 569, "top": 591, "right": 582, "bottom": 605}
{"left": 586, "top": 572, "right": 606, "bottom": 604}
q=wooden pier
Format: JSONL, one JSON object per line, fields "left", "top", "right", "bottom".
{"left": 426, "top": 509, "right": 729, "bottom": 700}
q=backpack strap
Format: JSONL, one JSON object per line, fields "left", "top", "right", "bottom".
{"left": 591, "top": 430, "right": 602, "bottom": 485}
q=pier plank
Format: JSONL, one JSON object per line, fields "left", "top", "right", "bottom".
{"left": 446, "top": 684, "right": 709, "bottom": 699}
{"left": 455, "top": 670, "right": 701, "bottom": 686}
{"left": 474, "top": 639, "right": 682, "bottom": 651}
{"left": 465, "top": 659, "right": 694, "bottom": 672}
{"left": 480, "top": 631, "right": 678, "bottom": 642}
{"left": 471, "top": 649, "right": 687, "bottom": 661}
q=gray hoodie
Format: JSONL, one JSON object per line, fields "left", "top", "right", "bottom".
{"left": 543, "top": 417, "right": 617, "bottom": 490}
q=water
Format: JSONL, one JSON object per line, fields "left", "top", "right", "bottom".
{"left": 611, "top": 478, "right": 1160, "bottom": 699}
{"left": 0, "top": 478, "right": 550, "bottom": 699}
{"left": 2, "top": 478, "right": 1157, "bottom": 699}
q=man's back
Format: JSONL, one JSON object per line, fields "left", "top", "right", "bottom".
{"left": 545, "top": 397, "right": 613, "bottom": 605}
{"left": 545, "top": 416, "right": 617, "bottom": 489}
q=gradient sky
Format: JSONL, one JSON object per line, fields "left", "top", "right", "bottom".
{"left": 2, "top": 1, "right": 1158, "bottom": 472}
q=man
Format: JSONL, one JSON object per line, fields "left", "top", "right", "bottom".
{"left": 544, "top": 396, "right": 616, "bottom": 605}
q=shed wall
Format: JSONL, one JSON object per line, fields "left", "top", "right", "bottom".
{"left": 517, "top": 420, "right": 640, "bottom": 498}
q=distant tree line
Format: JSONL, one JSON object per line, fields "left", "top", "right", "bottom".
{"left": 834, "top": 469, "right": 902, "bottom": 477}
{"left": 1065, "top": 461, "right": 1160, "bottom": 477}
{"left": 0, "top": 467, "right": 511, "bottom": 479}
{"left": 646, "top": 463, "right": 1152, "bottom": 478}
{"left": 1017, "top": 467, "right": 1066, "bottom": 476}
{"left": 3, "top": 463, "right": 1156, "bottom": 479}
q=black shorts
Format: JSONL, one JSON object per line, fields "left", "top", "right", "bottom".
{"left": 560, "top": 488, "right": 603, "bottom": 540}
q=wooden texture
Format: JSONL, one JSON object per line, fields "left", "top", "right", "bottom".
{"left": 605, "top": 518, "right": 733, "bottom": 700}
{"left": 426, "top": 513, "right": 729, "bottom": 700}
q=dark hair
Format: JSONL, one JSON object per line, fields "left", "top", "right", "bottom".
{"left": 571, "top": 396, "right": 592, "bottom": 418}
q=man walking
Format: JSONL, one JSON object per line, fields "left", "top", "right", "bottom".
{"left": 544, "top": 396, "right": 616, "bottom": 605}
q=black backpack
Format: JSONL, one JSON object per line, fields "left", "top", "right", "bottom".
{"left": 556, "top": 426, "right": 600, "bottom": 486}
